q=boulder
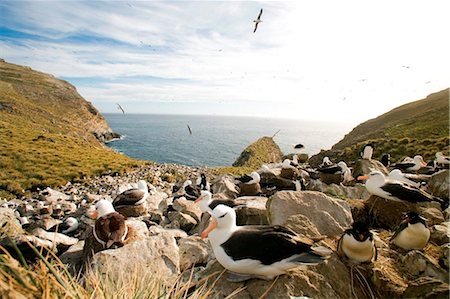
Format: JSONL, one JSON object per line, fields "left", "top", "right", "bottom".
{"left": 196, "top": 253, "right": 368, "bottom": 299}
{"left": 284, "top": 214, "right": 322, "bottom": 238}
{"left": 365, "top": 196, "right": 443, "bottom": 229}
{"left": 167, "top": 211, "right": 197, "bottom": 233}
{"left": 439, "top": 243, "right": 449, "bottom": 269}
{"left": 43, "top": 187, "right": 70, "bottom": 203}
{"left": 115, "top": 202, "right": 147, "bottom": 217}
{"left": 430, "top": 222, "right": 449, "bottom": 246}
{"left": 307, "top": 180, "right": 370, "bottom": 200}
{"left": 352, "top": 159, "right": 388, "bottom": 178}
{"left": 30, "top": 228, "right": 78, "bottom": 247}
{"left": 178, "top": 236, "right": 212, "bottom": 272}
{"left": 267, "top": 191, "right": 353, "bottom": 237}
{"left": 402, "top": 277, "right": 450, "bottom": 299}
{"left": 234, "top": 196, "right": 269, "bottom": 225}
{"left": 211, "top": 175, "right": 239, "bottom": 199}
{"left": 280, "top": 167, "right": 298, "bottom": 180}
{"left": 38, "top": 216, "right": 62, "bottom": 230}
{"left": 232, "top": 136, "right": 282, "bottom": 168}
{"left": 91, "top": 233, "right": 180, "bottom": 282}
{"left": 148, "top": 225, "right": 188, "bottom": 239}
{"left": 427, "top": 170, "right": 449, "bottom": 200}
{"left": 173, "top": 198, "right": 202, "bottom": 222}
{"left": 400, "top": 250, "right": 449, "bottom": 282}
{"left": 59, "top": 240, "right": 85, "bottom": 274}
{"left": 146, "top": 191, "right": 168, "bottom": 210}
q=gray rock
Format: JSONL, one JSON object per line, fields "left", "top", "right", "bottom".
{"left": 284, "top": 214, "right": 322, "bottom": 238}
{"left": 59, "top": 240, "right": 85, "bottom": 274}
{"left": 148, "top": 225, "right": 188, "bottom": 239}
{"left": 146, "top": 191, "right": 168, "bottom": 210}
{"left": 427, "top": 170, "right": 449, "bottom": 200}
{"left": 439, "top": 243, "right": 449, "bottom": 269}
{"left": 167, "top": 211, "right": 197, "bottom": 232}
{"left": 178, "top": 236, "right": 212, "bottom": 272}
{"left": 39, "top": 216, "right": 62, "bottom": 230}
{"left": 211, "top": 175, "right": 239, "bottom": 199}
{"left": 17, "top": 203, "right": 34, "bottom": 216}
{"left": 30, "top": 228, "right": 78, "bottom": 246}
{"left": 173, "top": 198, "right": 202, "bottom": 222}
{"left": 267, "top": 191, "right": 353, "bottom": 237}
{"left": 92, "top": 233, "right": 180, "bottom": 282}
{"left": 234, "top": 196, "right": 269, "bottom": 225}
{"left": 430, "top": 222, "right": 449, "bottom": 245}
{"left": 402, "top": 277, "right": 450, "bottom": 299}
{"left": 352, "top": 159, "right": 389, "bottom": 178}
{"left": 401, "top": 250, "right": 449, "bottom": 282}
{"left": 365, "top": 196, "right": 442, "bottom": 229}
{"left": 44, "top": 187, "right": 70, "bottom": 203}
{"left": 0, "top": 207, "right": 24, "bottom": 237}
{"left": 307, "top": 180, "right": 370, "bottom": 200}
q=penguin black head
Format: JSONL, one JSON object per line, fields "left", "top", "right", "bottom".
{"left": 404, "top": 211, "right": 427, "bottom": 226}
{"left": 348, "top": 222, "right": 372, "bottom": 242}
{"left": 381, "top": 153, "right": 391, "bottom": 167}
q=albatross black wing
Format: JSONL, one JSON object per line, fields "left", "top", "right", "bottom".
{"left": 391, "top": 162, "right": 415, "bottom": 171}
{"left": 317, "top": 164, "right": 341, "bottom": 174}
{"left": 380, "top": 182, "right": 433, "bottom": 204}
{"left": 221, "top": 225, "right": 322, "bottom": 265}
{"left": 237, "top": 174, "right": 253, "bottom": 183}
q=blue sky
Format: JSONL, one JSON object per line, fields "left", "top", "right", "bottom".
{"left": 1, "top": 0, "right": 449, "bottom": 125}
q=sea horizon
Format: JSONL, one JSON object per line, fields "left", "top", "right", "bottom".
{"left": 103, "top": 113, "right": 354, "bottom": 167}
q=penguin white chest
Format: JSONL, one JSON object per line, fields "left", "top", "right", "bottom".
{"left": 341, "top": 234, "right": 375, "bottom": 262}
{"left": 392, "top": 223, "right": 430, "bottom": 250}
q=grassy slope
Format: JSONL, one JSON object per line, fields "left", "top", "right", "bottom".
{"left": 0, "top": 60, "right": 144, "bottom": 194}
{"left": 309, "top": 89, "right": 449, "bottom": 166}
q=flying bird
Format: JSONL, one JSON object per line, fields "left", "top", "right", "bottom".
{"left": 117, "top": 103, "right": 125, "bottom": 114}
{"left": 187, "top": 124, "right": 192, "bottom": 135}
{"left": 253, "top": 8, "right": 263, "bottom": 33}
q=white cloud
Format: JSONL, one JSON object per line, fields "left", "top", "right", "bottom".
{"left": 1, "top": 0, "right": 449, "bottom": 124}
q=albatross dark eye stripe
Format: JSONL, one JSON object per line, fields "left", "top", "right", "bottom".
{"left": 218, "top": 213, "right": 227, "bottom": 218}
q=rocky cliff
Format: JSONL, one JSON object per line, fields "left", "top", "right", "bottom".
{"left": 0, "top": 59, "right": 142, "bottom": 194}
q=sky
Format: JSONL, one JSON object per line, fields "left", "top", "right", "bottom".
{"left": 1, "top": 0, "right": 449, "bottom": 125}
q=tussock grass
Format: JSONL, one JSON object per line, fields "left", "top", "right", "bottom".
{"left": 0, "top": 240, "right": 227, "bottom": 299}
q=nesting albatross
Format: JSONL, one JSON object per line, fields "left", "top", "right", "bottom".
{"left": 113, "top": 180, "right": 149, "bottom": 208}
{"left": 201, "top": 205, "right": 331, "bottom": 281}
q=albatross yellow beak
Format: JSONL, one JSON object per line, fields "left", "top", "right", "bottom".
{"left": 201, "top": 218, "right": 217, "bottom": 239}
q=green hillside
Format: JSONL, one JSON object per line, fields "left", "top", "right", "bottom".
{"left": 309, "top": 89, "right": 449, "bottom": 166}
{"left": 0, "top": 60, "right": 144, "bottom": 195}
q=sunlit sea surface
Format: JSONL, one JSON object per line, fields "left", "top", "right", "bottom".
{"left": 104, "top": 114, "right": 353, "bottom": 167}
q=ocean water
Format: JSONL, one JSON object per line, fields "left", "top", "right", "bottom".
{"left": 103, "top": 114, "right": 353, "bottom": 167}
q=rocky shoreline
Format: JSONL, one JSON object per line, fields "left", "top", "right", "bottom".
{"left": 1, "top": 143, "right": 449, "bottom": 298}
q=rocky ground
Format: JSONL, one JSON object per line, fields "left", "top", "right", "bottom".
{"left": 0, "top": 158, "right": 449, "bottom": 298}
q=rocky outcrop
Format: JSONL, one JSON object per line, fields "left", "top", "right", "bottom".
{"left": 232, "top": 137, "right": 283, "bottom": 168}
{"left": 267, "top": 191, "right": 353, "bottom": 237}
{"left": 427, "top": 170, "right": 449, "bottom": 200}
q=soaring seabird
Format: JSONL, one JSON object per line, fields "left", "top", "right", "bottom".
{"left": 116, "top": 103, "right": 125, "bottom": 114}
{"left": 201, "top": 204, "right": 331, "bottom": 281}
{"left": 390, "top": 211, "right": 430, "bottom": 250}
{"left": 337, "top": 222, "right": 377, "bottom": 263}
{"left": 358, "top": 171, "right": 448, "bottom": 210}
{"left": 187, "top": 125, "right": 192, "bottom": 135}
{"left": 91, "top": 199, "right": 128, "bottom": 249}
{"left": 392, "top": 155, "right": 427, "bottom": 172}
{"left": 381, "top": 153, "right": 391, "bottom": 167}
{"left": 236, "top": 171, "right": 260, "bottom": 185}
{"left": 294, "top": 143, "right": 304, "bottom": 150}
{"left": 113, "top": 180, "right": 149, "bottom": 208}
{"left": 195, "top": 190, "right": 239, "bottom": 214}
{"left": 436, "top": 152, "right": 450, "bottom": 165}
{"left": 360, "top": 143, "right": 374, "bottom": 160}
{"left": 387, "top": 169, "right": 420, "bottom": 188}
{"left": 253, "top": 8, "right": 263, "bottom": 33}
